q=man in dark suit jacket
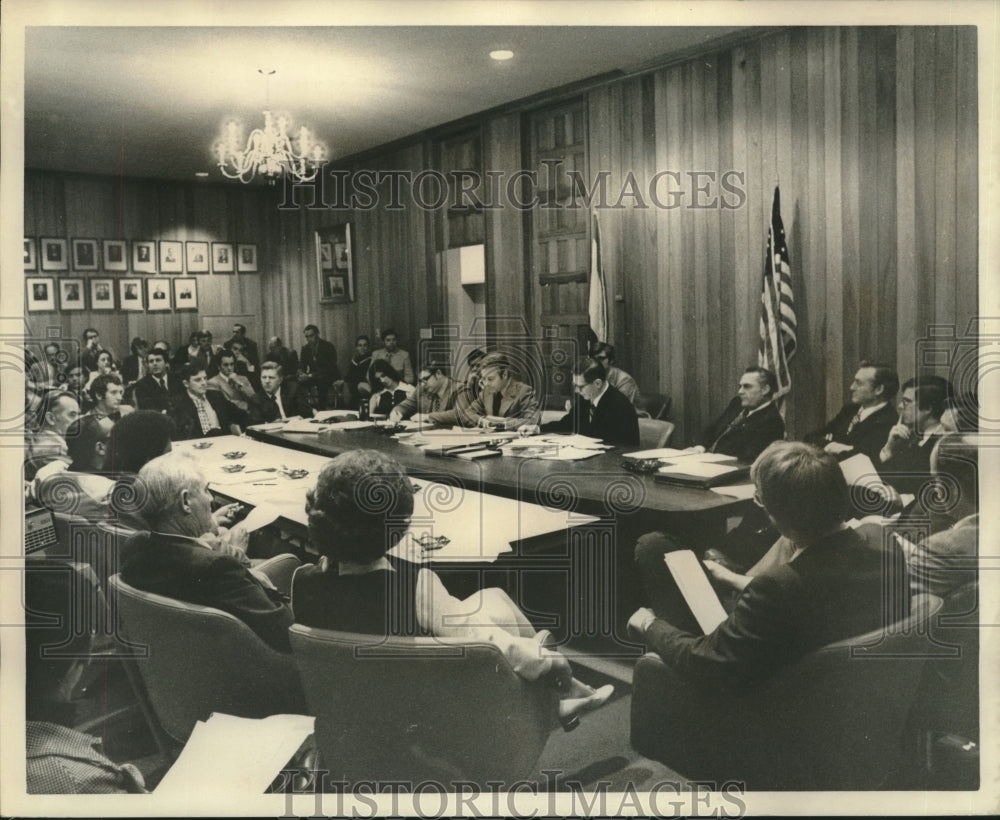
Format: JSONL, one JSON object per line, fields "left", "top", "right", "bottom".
{"left": 250, "top": 362, "right": 314, "bottom": 423}
{"left": 537, "top": 357, "right": 639, "bottom": 446}
{"left": 805, "top": 361, "right": 899, "bottom": 462}
{"left": 120, "top": 337, "right": 149, "bottom": 385}
{"left": 298, "top": 324, "right": 339, "bottom": 409}
{"left": 876, "top": 375, "right": 951, "bottom": 495}
{"left": 168, "top": 364, "right": 248, "bottom": 440}
{"left": 119, "top": 451, "right": 293, "bottom": 652}
{"left": 132, "top": 349, "right": 183, "bottom": 414}
{"left": 628, "top": 441, "right": 907, "bottom": 691}
{"left": 693, "top": 366, "right": 785, "bottom": 464}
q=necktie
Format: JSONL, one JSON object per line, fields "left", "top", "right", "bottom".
{"left": 491, "top": 392, "right": 502, "bottom": 417}
{"left": 846, "top": 410, "right": 862, "bottom": 435}
{"left": 588, "top": 403, "right": 595, "bottom": 424}
{"left": 156, "top": 377, "right": 164, "bottom": 391}
{"left": 710, "top": 409, "right": 746, "bottom": 453}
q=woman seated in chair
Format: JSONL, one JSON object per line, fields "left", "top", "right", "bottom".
{"left": 367, "top": 360, "right": 414, "bottom": 418}
{"left": 294, "top": 449, "right": 612, "bottom": 729}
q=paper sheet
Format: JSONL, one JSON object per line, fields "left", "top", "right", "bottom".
{"left": 155, "top": 713, "right": 313, "bottom": 795}
{"left": 663, "top": 550, "right": 729, "bottom": 634}
{"left": 239, "top": 503, "right": 280, "bottom": 533}
{"left": 710, "top": 483, "right": 756, "bottom": 500}
{"left": 313, "top": 409, "right": 360, "bottom": 421}
{"left": 658, "top": 462, "right": 743, "bottom": 479}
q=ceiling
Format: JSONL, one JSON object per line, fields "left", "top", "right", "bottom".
{"left": 24, "top": 25, "right": 751, "bottom": 182}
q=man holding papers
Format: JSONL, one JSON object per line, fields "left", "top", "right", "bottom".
{"left": 628, "top": 441, "right": 905, "bottom": 690}
{"left": 529, "top": 357, "right": 639, "bottom": 446}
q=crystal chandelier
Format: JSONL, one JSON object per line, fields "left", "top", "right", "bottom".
{"left": 215, "top": 70, "right": 326, "bottom": 184}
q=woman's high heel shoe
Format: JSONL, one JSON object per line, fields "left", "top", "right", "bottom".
{"left": 557, "top": 684, "right": 614, "bottom": 732}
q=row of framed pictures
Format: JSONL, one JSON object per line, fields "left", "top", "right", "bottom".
{"left": 24, "top": 237, "right": 258, "bottom": 274}
{"left": 26, "top": 276, "right": 199, "bottom": 313}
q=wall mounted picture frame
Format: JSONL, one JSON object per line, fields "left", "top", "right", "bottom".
{"left": 24, "top": 238, "right": 37, "bottom": 271}
{"left": 40, "top": 238, "right": 68, "bottom": 272}
{"left": 119, "top": 278, "right": 144, "bottom": 311}
{"left": 147, "top": 277, "right": 172, "bottom": 311}
{"left": 173, "top": 277, "right": 198, "bottom": 311}
{"left": 133, "top": 240, "right": 156, "bottom": 273}
{"left": 316, "top": 223, "right": 355, "bottom": 303}
{"left": 159, "top": 240, "right": 183, "bottom": 273}
{"left": 103, "top": 239, "right": 128, "bottom": 272}
{"left": 26, "top": 277, "right": 56, "bottom": 311}
{"left": 237, "top": 243, "right": 258, "bottom": 273}
{"left": 185, "top": 241, "right": 210, "bottom": 273}
{"left": 90, "top": 278, "right": 115, "bottom": 311}
{"left": 72, "top": 238, "right": 100, "bottom": 271}
{"left": 212, "top": 242, "right": 234, "bottom": 273}
{"left": 59, "top": 278, "right": 86, "bottom": 311}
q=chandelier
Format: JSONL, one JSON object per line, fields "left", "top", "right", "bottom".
{"left": 215, "top": 69, "right": 326, "bottom": 184}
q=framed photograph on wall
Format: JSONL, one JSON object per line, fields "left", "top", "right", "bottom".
{"left": 133, "top": 240, "right": 156, "bottom": 273}
{"left": 147, "top": 277, "right": 172, "bottom": 311}
{"left": 159, "top": 240, "right": 183, "bottom": 273}
{"left": 212, "top": 242, "right": 234, "bottom": 273}
{"left": 316, "top": 223, "right": 355, "bottom": 303}
{"left": 90, "top": 278, "right": 115, "bottom": 310}
{"left": 173, "top": 277, "right": 198, "bottom": 311}
{"left": 237, "top": 244, "right": 257, "bottom": 272}
{"left": 40, "top": 238, "right": 68, "bottom": 272}
{"left": 26, "top": 277, "right": 56, "bottom": 311}
{"left": 24, "top": 238, "right": 37, "bottom": 270}
{"left": 186, "top": 241, "right": 210, "bottom": 273}
{"left": 59, "top": 278, "right": 86, "bottom": 311}
{"left": 103, "top": 239, "right": 128, "bottom": 272}
{"left": 72, "top": 238, "right": 100, "bottom": 271}
{"left": 119, "top": 278, "right": 144, "bottom": 311}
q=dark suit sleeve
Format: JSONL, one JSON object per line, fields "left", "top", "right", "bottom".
{"left": 643, "top": 571, "right": 795, "bottom": 691}
{"left": 210, "top": 392, "right": 248, "bottom": 430}
{"left": 737, "top": 406, "right": 785, "bottom": 464}
{"left": 204, "top": 554, "right": 293, "bottom": 652}
{"left": 540, "top": 397, "right": 579, "bottom": 434}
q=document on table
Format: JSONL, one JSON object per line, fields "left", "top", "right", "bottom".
{"left": 664, "top": 549, "right": 729, "bottom": 634}
{"left": 623, "top": 448, "right": 736, "bottom": 464}
{"left": 710, "top": 483, "right": 756, "bottom": 500}
{"left": 658, "top": 461, "right": 743, "bottom": 479}
{"left": 156, "top": 712, "right": 313, "bottom": 795}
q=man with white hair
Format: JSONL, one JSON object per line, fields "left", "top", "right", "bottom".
{"left": 119, "top": 451, "right": 293, "bottom": 651}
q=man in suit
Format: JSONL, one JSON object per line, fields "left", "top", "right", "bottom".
{"left": 448, "top": 351, "right": 540, "bottom": 431}
{"left": 628, "top": 441, "right": 906, "bottom": 690}
{"left": 876, "top": 375, "right": 951, "bottom": 495}
{"left": 805, "top": 361, "right": 899, "bottom": 461}
{"left": 80, "top": 328, "right": 108, "bottom": 375}
{"left": 370, "top": 328, "right": 415, "bottom": 385}
{"left": 120, "top": 337, "right": 149, "bottom": 385}
{"left": 168, "top": 364, "right": 248, "bottom": 440}
{"left": 86, "top": 374, "right": 135, "bottom": 423}
{"left": 692, "top": 366, "right": 785, "bottom": 464}
{"left": 207, "top": 350, "right": 257, "bottom": 413}
{"left": 226, "top": 323, "right": 260, "bottom": 369}
{"left": 589, "top": 342, "right": 643, "bottom": 414}
{"left": 251, "top": 362, "right": 313, "bottom": 423}
{"left": 339, "top": 334, "right": 373, "bottom": 407}
{"left": 133, "top": 349, "right": 182, "bottom": 414}
{"left": 119, "top": 451, "right": 293, "bottom": 652}
{"left": 389, "top": 363, "right": 457, "bottom": 422}
{"left": 533, "top": 357, "right": 639, "bottom": 446}
{"left": 298, "top": 324, "right": 339, "bottom": 409}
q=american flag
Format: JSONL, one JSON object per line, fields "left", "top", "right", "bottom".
{"left": 758, "top": 186, "right": 797, "bottom": 398}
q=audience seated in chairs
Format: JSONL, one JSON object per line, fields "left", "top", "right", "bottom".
{"left": 207, "top": 350, "right": 257, "bottom": 413}
{"left": 629, "top": 440, "right": 908, "bottom": 691}
{"left": 370, "top": 327, "right": 415, "bottom": 385}
{"left": 293, "top": 450, "right": 613, "bottom": 730}
{"left": 24, "top": 563, "right": 147, "bottom": 793}
{"left": 119, "top": 450, "right": 293, "bottom": 651}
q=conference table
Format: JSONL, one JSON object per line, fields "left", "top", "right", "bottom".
{"left": 199, "top": 426, "right": 752, "bottom": 650}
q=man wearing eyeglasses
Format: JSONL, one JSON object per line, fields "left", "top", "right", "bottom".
{"left": 589, "top": 342, "right": 642, "bottom": 413}
{"left": 628, "top": 441, "right": 906, "bottom": 690}
{"left": 389, "top": 364, "right": 457, "bottom": 423}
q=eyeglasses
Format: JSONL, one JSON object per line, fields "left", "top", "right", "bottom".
{"left": 418, "top": 375, "right": 431, "bottom": 383}
{"left": 593, "top": 354, "right": 608, "bottom": 361}
{"left": 752, "top": 490, "right": 764, "bottom": 508}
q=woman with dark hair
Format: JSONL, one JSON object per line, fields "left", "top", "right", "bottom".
{"left": 293, "top": 450, "right": 612, "bottom": 730}
{"left": 84, "top": 350, "right": 118, "bottom": 392}
{"left": 367, "top": 359, "right": 414, "bottom": 418}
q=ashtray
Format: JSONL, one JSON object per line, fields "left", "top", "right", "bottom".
{"left": 223, "top": 451, "right": 247, "bottom": 459}
{"left": 193, "top": 442, "right": 213, "bottom": 449}
{"left": 221, "top": 464, "right": 245, "bottom": 473}
{"left": 621, "top": 458, "right": 662, "bottom": 475}
{"left": 413, "top": 533, "right": 451, "bottom": 552}
{"left": 281, "top": 468, "right": 309, "bottom": 480}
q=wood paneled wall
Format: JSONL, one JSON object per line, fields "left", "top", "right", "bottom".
{"left": 24, "top": 172, "right": 278, "bottom": 361}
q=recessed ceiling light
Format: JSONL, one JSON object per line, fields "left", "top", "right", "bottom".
{"left": 489, "top": 50, "right": 514, "bottom": 61}
{"left": 195, "top": 171, "right": 209, "bottom": 177}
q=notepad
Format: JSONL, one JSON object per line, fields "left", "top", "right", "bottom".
{"left": 664, "top": 549, "right": 728, "bottom": 634}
